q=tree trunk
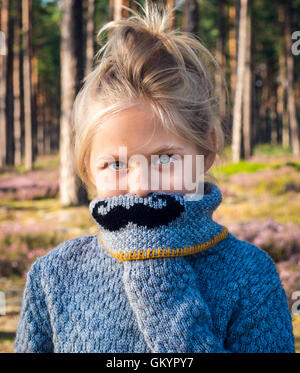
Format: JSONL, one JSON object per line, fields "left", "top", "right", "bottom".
{"left": 0, "top": 0, "right": 9, "bottom": 167}
{"left": 109, "top": 0, "right": 114, "bottom": 21}
{"left": 268, "top": 68, "right": 278, "bottom": 145}
{"left": 6, "top": 0, "right": 14, "bottom": 165}
{"left": 112, "top": 0, "right": 130, "bottom": 21}
{"left": 84, "top": 0, "right": 95, "bottom": 77}
{"left": 270, "top": 102, "right": 277, "bottom": 145}
{"left": 215, "top": 0, "right": 226, "bottom": 122}
{"left": 285, "top": 0, "right": 299, "bottom": 156}
{"left": 242, "top": 1, "right": 251, "bottom": 158}
{"left": 277, "top": 4, "right": 289, "bottom": 148}
{"left": 37, "top": 83, "right": 45, "bottom": 156}
{"left": 60, "top": 0, "right": 88, "bottom": 206}
{"left": 22, "top": 0, "right": 33, "bottom": 170}
{"left": 228, "top": 0, "right": 236, "bottom": 104}
{"left": 182, "top": 0, "right": 198, "bottom": 34}
{"left": 232, "top": 0, "right": 248, "bottom": 163}
{"left": 13, "top": 0, "right": 22, "bottom": 166}
{"left": 44, "top": 97, "right": 51, "bottom": 154}
{"left": 31, "top": 51, "right": 38, "bottom": 159}
{"left": 258, "top": 81, "right": 268, "bottom": 143}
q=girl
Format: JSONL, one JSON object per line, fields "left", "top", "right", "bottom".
{"left": 14, "top": 1, "right": 295, "bottom": 353}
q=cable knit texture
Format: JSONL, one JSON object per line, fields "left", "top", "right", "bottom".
{"left": 14, "top": 182, "right": 295, "bottom": 353}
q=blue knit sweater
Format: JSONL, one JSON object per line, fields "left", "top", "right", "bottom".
{"left": 14, "top": 182, "right": 295, "bottom": 353}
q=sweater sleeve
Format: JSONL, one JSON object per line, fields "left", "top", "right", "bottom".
{"left": 122, "top": 256, "right": 295, "bottom": 353}
{"left": 14, "top": 259, "right": 54, "bottom": 353}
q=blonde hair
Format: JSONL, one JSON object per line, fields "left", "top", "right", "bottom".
{"left": 72, "top": 0, "right": 229, "bottom": 195}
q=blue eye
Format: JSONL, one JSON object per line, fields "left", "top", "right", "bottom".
{"left": 108, "top": 161, "right": 127, "bottom": 170}
{"left": 104, "top": 154, "right": 179, "bottom": 171}
{"left": 157, "top": 154, "right": 177, "bottom": 165}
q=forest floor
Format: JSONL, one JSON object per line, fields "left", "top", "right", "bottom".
{"left": 0, "top": 147, "right": 300, "bottom": 353}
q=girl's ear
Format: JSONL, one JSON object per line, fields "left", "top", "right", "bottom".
{"left": 210, "top": 129, "right": 216, "bottom": 151}
{"left": 204, "top": 151, "right": 216, "bottom": 172}
{"left": 204, "top": 129, "right": 217, "bottom": 172}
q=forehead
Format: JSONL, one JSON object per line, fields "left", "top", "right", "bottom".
{"left": 90, "top": 105, "right": 183, "bottom": 154}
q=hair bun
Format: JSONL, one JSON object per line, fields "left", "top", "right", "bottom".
{"left": 96, "top": 0, "right": 179, "bottom": 49}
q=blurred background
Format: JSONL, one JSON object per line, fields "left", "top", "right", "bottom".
{"left": 0, "top": 0, "right": 299, "bottom": 352}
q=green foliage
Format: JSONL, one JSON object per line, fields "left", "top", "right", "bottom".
{"left": 270, "top": 161, "right": 300, "bottom": 170}
{"left": 0, "top": 232, "right": 63, "bottom": 259}
{"left": 94, "top": 0, "right": 110, "bottom": 48}
{"left": 254, "top": 174, "right": 300, "bottom": 196}
{"left": 33, "top": 154, "right": 60, "bottom": 171}
{"left": 253, "top": 144, "right": 293, "bottom": 156}
{"left": 33, "top": 0, "right": 61, "bottom": 107}
{"left": 213, "top": 160, "right": 268, "bottom": 176}
{"left": 0, "top": 163, "right": 28, "bottom": 177}
{"left": 0, "top": 197, "right": 61, "bottom": 210}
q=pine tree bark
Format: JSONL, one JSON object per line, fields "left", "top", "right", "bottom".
{"left": 270, "top": 82, "right": 278, "bottom": 145}
{"left": 215, "top": 0, "right": 226, "bottom": 122}
{"left": 242, "top": 1, "right": 251, "bottom": 158}
{"left": 22, "top": 0, "right": 33, "bottom": 170}
{"left": 45, "top": 97, "right": 51, "bottom": 154}
{"left": 84, "top": 0, "right": 95, "bottom": 76}
{"left": 13, "top": 0, "right": 22, "bottom": 166}
{"left": 278, "top": 4, "right": 289, "bottom": 148}
{"left": 112, "top": 0, "right": 130, "bottom": 21}
{"left": 37, "top": 83, "right": 45, "bottom": 156}
{"left": 60, "top": 0, "right": 88, "bottom": 206}
{"left": 5, "top": 0, "right": 14, "bottom": 166}
{"left": 261, "top": 82, "right": 268, "bottom": 143}
{"left": 109, "top": 0, "right": 114, "bottom": 21}
{"left": 228, "top": 0, "right": 236, "bottom": 104}
{"left": 232, "top": 0, "right": 248, "bottom": 163}
{"left": 182, "top": 0, "right": 198, "bottom": 34}
{"left": 285, "top": 0, "right": 299, "bottom": 156}
{"left": 31, "top": 51, "right": 38, "bottom": 159}
{"left": 0, "top": 0, "right": 9, "bottom": 167}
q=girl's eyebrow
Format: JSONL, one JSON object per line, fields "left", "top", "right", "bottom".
{"left": 97, "top": 146, "right": 185, "bottom": 161}
{"left": 148, "top": 145, "right": 184, "bottom": 154}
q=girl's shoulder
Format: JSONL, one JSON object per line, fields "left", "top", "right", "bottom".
{"left": 225, "top": 231, "right": 276, "bottom": 267}
{"left": 29, "top": 234, "right": 99, "bottom": 275}
{"left": 218, "top": 231, "right": 282, "bottom": 290}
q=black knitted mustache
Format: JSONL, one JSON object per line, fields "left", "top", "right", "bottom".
{"left": 91, "top": 194, "right": 185, "bottom": 232}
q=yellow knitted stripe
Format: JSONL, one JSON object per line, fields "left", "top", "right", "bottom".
{"left": 98, "top": 226, "right": 229, "bottom": 261}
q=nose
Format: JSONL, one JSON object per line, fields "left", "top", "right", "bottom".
{"left": 127, "top": 163, "right": 152, "bottom": 197}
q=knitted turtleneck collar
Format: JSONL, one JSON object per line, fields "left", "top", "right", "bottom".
{"left": 89, "top": 181, "right": 228, "bottom": 261}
